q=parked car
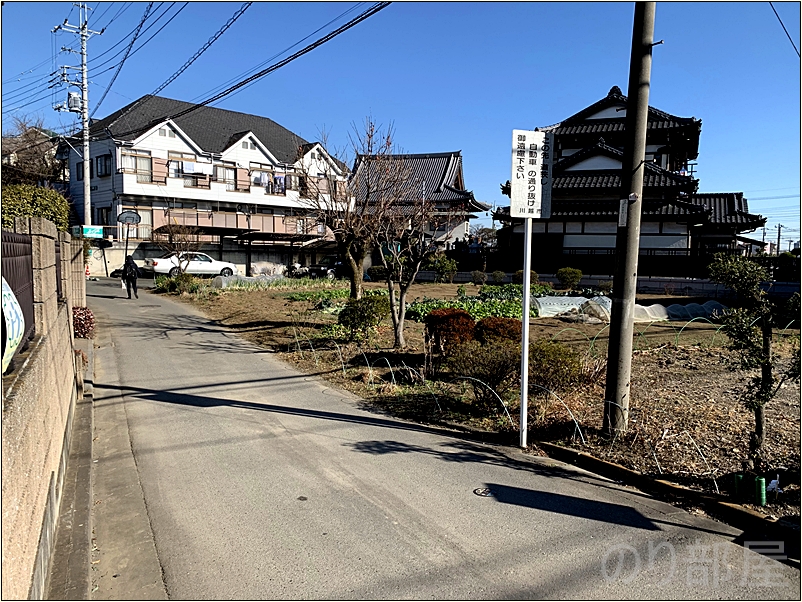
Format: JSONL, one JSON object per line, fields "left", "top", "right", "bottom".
{"left": 306, "top": 255, "right": 347, "bottom": 279}
{"left": 144, "top": 252, "right": 239, "bottom": 277}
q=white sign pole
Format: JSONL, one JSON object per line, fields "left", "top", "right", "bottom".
{"left": 511, "top": 129, "right": 553, "bottom": 448}
{"left": 520, "top": 218, "right": 532, "bottom": 448}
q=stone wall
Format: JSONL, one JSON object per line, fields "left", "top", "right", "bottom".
{"left": 2, "top": 217, "right": 82, "bottom": 600}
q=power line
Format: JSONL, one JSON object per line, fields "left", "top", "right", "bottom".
{"left": 769, "top": 1, "right": 800, "bottom": 58}
{"left": 194, "top": 2, "right": 365, "bottom": 103}
{"left": 88, "top": 2, "right": 173, "bottom": 70}
{"left": 116, "top": 2, "right": 252, "bottom": 122}
{"left": 110, "top": 2, "right": 391, "bottom": 140}
{"left": 91, "top": 2, "right": 156, "bottom": 117}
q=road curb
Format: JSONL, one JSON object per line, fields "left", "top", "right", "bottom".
{"left": 536, "top": 441, "right": 799, "bottom": 543}
{"left": 45, "top": 338, "right": 94, "bottom": 600}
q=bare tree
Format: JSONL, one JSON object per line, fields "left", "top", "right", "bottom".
{"left": 296, "top": 118, "right": 404, "bottom": 300}
{"left": 372, "top": 192, "right": 454, "bottom": 349}
{"left": 1, "top": 116, "right": 64, "bottom": 186}
{"left": 153, "top": 215, "right": 203, "bottom": 274}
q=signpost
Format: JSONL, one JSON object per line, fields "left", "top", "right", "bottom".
{"left": 511, "top": 129, "right": 553, "bottom": 448}
{"left": 117, "top": 210, "right": 141, "bottom": 259}
{"left": 82, "top": 225, "right": 103, "bottom": 238}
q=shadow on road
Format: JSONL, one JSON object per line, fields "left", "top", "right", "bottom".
{"left": 484, "top": 482, "right": 659, "bottom": 531}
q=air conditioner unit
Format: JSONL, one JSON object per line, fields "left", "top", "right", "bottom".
{"left": 67, "top": 92, "right": 81, "bottom": 112}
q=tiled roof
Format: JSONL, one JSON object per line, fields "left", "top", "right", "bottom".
{"left": 351, "top": 151, "right": 490, "bottom": 212}
{"left": 88, "top": 95, "right": 320, "bottom": 166}
{"left": 552, "top": 140, "right": 697, "bottom": 191}
{"left": 542, "top": 86, "right": 700, "bottom": 134}
{"left": 689, "top": 193, "right": 766, "bottom": 227}
{"left": 493, "top": 192, "right": 765, "bottom": 229}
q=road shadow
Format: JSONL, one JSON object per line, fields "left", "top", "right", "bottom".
{"left": 483, "top": 482, "right": 659, "bottom": 531}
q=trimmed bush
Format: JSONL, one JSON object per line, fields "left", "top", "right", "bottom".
{"left": 337, "top": 295, "right": 390, "bottom": 341}
{"left": 598, "top": 280, "right": 614, "bottom": 295}
{"left": 556, "top": 267, "right": 583, "bottom": 290}
{"left": 367, "top": 265, "right": 389, "bottom": 282}
{"left": 448, "top": 339, "right": 521, "bottom": 413}
{"left": 512, "top": 270, "right": 538, "bottom": 284}
{"left": 72, "top": 307, "right": 95, "bottom": 338}
{"left": 1, "top": 184, "right": 70, "bottom": 231}
{"left": 153, "top": 273, "right": 201, "bottom": 294}
{"left": 424, "top": 308, "right": 475, "bottom": 353}
{"left": 471, "top": 271, "right": 488, "bottom": 286}
{"left": 475, "top": 317, "right": 522, "bottom": 344}
{"left": 491, "top": 270, "right": 506, "bottom": 284}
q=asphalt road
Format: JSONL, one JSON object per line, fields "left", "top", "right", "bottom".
{"left": 86, "top": 277, "right": 800, "bottom": 600}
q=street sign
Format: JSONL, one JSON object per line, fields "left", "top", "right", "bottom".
{"left": 117, "top": 210, "right": 141, "bottom": 225}
{"left": 510, "top": 130, "right": 553, "bottom": 219}
{"left": 82, "top": 226, "right": 104, "bottom": 238}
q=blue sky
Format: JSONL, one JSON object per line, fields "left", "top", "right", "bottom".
{"left": 3, "top": 2, "right": 800, "bottom": 245}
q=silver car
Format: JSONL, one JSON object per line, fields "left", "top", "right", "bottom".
{"left": 145, "top": 252, "right": 238, "bottom": 277}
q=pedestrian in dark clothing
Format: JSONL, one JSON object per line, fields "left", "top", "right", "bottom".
{"left": 122, "top": 255, "right": 139, "bottom": 299}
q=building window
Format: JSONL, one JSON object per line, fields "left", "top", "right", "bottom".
{"left": 168, "top": 130, "right": 175, "bottom": 138}
{"left": 96, "top": 154, "right": 112, "bottom": 177}
{"left": 76, "top": 160, "right": 94, "bottom": 180}
{"left": 121, "top": 151, "right": 153, "bottom": 183}
{"left": 159, "top": 128, "right": 166, "bottom": 136}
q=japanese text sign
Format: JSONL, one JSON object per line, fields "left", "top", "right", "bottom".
{"left": 510, "top": 130, "right": 553, "bottom": 219}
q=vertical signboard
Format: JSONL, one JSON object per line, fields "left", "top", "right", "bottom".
{"left": 510, "top": 130, "right": 553, "bottom": 219}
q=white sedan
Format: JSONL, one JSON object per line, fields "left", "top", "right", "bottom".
{"left": 145, "top": 252, "right": 239, "bottom": 277}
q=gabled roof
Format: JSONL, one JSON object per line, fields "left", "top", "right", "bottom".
{"left": 552, "top": 139, "right": 697, "bottom": 191}
{"left": 351, "top": 151, "right": 489, "bottom": 212}
{"left": 689, "top": 192, "right": 766, "bottom": 228}
{"left": 88, "top": 95, "right": 311, "bottom": 165}
{"left": 542, "top": 86, "right": 701, "bottom": 134}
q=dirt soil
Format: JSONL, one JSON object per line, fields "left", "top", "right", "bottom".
{"left": 179, "top": 281, "right": 801, "bottom": 520}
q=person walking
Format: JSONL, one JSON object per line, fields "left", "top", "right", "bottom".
{"left": 122, "top": 255, "right": 139, "bottom": 299}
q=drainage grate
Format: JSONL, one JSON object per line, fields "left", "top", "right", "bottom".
{"left": 473, "top": 488, "right": 495, "bottom": 497}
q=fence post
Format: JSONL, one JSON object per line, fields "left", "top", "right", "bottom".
{"left": 59, "top": 232, "right": 72, "bottom": 308}
{"left": 14, "top": 217, "right": 58, "bottom": 335}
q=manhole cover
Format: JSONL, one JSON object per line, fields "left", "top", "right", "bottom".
{"left": 473, "top": 488, "right": 495, "bottom": 497}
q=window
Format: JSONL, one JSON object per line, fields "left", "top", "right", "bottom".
{"left": 159, "top": 128, "right": 166, "bottom": 136}
{"left": 76, "top": 160, "right": 94, "bottom": 180}
{"left": 250, "top": 142, "right": 256, "bottom": 150}
{"left": 168, "top": 130, "right": 175, "bottom": 138}
{"left": 242, "top": 141, "right": 249, "bottom": 149}
{"left": 121, "top": 151, "right": 152, "bottom": 183}
{"left": 96, "top": 154, "right": 112, "bottom": 177}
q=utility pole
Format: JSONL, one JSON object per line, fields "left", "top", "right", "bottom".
{"left": 53, "top": 3, "right": 102, "bottom": 227}
{"left": 776, "top": 224, "right": 783, "bottom": 256}
{"left": 603, "top": 1, "right": 656, "bottom": 436}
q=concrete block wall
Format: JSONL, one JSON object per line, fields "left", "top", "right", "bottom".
{"left": 2, "top": 217, "right": 81, "bottom": 600}
{"left": 69, "top": 239, "right": 86, "bottom": 308}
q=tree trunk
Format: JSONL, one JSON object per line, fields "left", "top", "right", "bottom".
{"left": 393, "top": 285, "right": 409, "bottom": 349}
{"left": 751, "top": 309, "right": 774, "bottom": 458}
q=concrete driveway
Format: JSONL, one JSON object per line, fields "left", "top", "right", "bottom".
{"left": 86, "top": 277, "right": 800, "bottom": 600}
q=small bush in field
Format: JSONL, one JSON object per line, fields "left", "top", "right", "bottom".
{"left": 72, "top": 307, "right": 95, "bottom": 338}
{"left": 528, "top": 339, "right": 582, "bottom": 395}
{"left": 475, "top": 317, "right": 522, "bottom": 344}
{"left": 491, "top": 270, "right": 506, "bottom": 284}
{"left": 471, "top": 271, "right": 487, "bottom": 286}
{"left": 424, "top": 308, "right": 475, "bottom": 353}
{"left": 153, "top": 273, "right": 201, "bottom": 294}
{"left": 512, "top": 270, "right": 538, "bottom": 284}
{"left": 448, "top": 339, "right": 521, "bottom": 413}
{"left": 337, "top": 296, "right": 390, "bottom": 341}
{"left": 367, "top": 265, "right": 389, "bottom": 282}
{"left": 598, "top": 280, "right": 613, "bottom": 295}
{"left": 427, "top": 254, "right": 458, "bottom": 283}
{"left": 556, "top": 267, "right": 583, "bottom": 290}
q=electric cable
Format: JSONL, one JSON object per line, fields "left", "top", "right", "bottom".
{"left": 88, "top": 2, "right": 173, "bottom": 69}
{"left": 113, "top": 2, "right": 252, "bottom": 123}
{"left": 110, "top": 2, "right": 391, "bottom": 140}
{"left": 769, "top": 1, "right": 800, "bottom": 58}
{"left": 90, "top": 3, "right": 188, "bottom": 78}
{"left": 91, "top": 2, "right": 157, "bottom": 117}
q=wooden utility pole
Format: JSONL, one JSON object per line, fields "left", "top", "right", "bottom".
{"left": 603, "top": 2, "right": 656, "bottom": 435}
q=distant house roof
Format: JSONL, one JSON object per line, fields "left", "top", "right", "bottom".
{"left": 552, "top": 139, "right": 697, "bottom": 191}
{"left": 86, "top": 95, "right": 346, "bottom": 169}
{"left": 541, "top": 86, "right": 701, "bottom": 135}
{"left": 351, "top": 151, "right": 490, "bottom": 212}
{"left": 493, "top": 192, "right": 765, "bottom": 229}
